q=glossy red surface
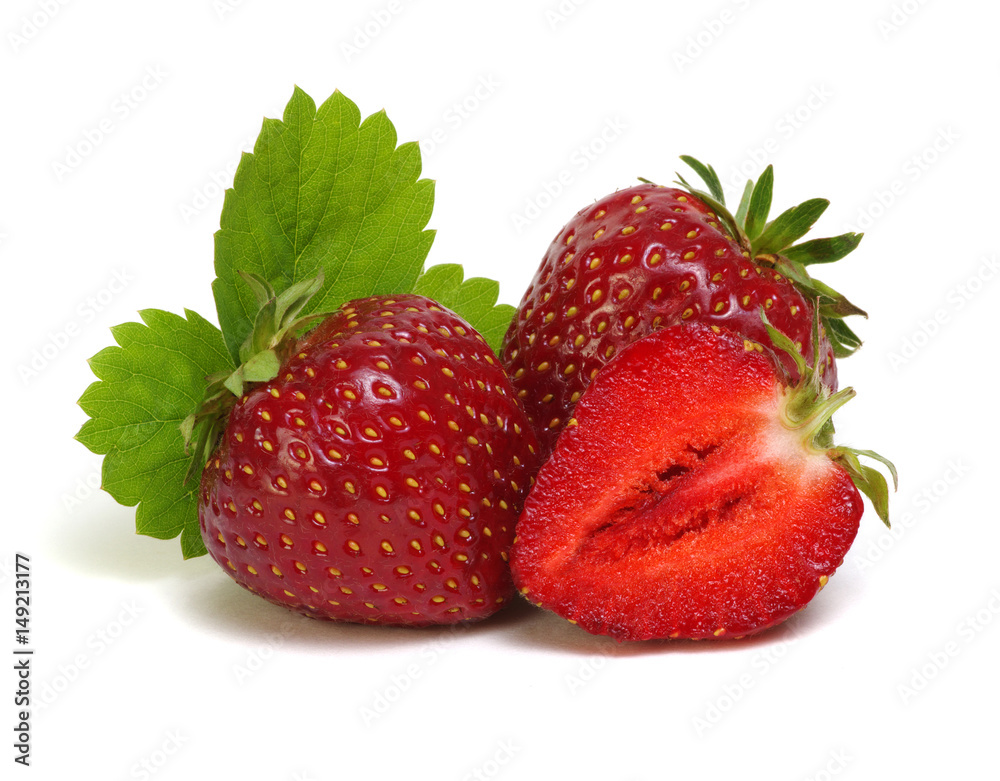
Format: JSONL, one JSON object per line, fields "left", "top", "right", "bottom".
{"left": 200, "top": 295, "right": 540, "bottom": 625}
{"left": 502, "top": 183, "right": 837, "bottom": 458}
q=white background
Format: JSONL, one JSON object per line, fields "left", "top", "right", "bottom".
{"left": 4, "top": 0, "right": 998, "bottom": 778}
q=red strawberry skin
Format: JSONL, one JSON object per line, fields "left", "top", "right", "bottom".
{"left": 501, "top": 183, "right": 837, "bottom": 457}
{"left": 510, "top": 323, "right": 861, "bottom": 641}
{"left": 199, "top": 295, "right": 540, "bottom": 626}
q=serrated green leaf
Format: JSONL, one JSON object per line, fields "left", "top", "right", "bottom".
{"left": 213, "top": 87, "right": 435, "bottom": 363}
{"left": 412, "top": 264, "right": 516, "bottom": 354}
{"left": 753, "top": 198, "right": 829, "bottom": 256}
{"left": 76, "top": 309, "right": 234, "bottom": 558}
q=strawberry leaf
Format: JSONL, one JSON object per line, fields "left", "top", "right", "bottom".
{"left": 675, "top": 155, "right": 868, "bottom": 366}
{"left": 733, "top": 179, "right": 754, "bottom": 229}
{"left": 760, "top": 309, "right": 808, "bottom": 380}
{"left": 783, "top": 232, "right": 863, "bottom": 265}
{"left": 752, "top": 198, "right": 829, "bottom": 256}
{"left": 75, "top": 310, "right": 235, "bottom": 558}
{"left": 213, "top": 87, "right": 435, "bottom": 364}
{"left": 77, "top": 87, "right": 519, "bottom": 561}
{"left": 825, "top": 317, "right": 864, "bottom": 358}
{"left": 678, "top": 155, "right": 726, "bottom": 205}
{"left": 831, "top": 447, "right": 896, "bottom": 527}
{"left": 743, "top": 165, "right": 774, "bottom": 242}
{"left": 412, "top": 264, "right": 516, "bottom": 354}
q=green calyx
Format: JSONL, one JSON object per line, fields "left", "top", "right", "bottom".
{"left": 180, "top": 271, "right": 328, "bottom": 482}
{"left": 679, "top": 154, "right": 895, "bottom": 522}
{"left": 762, "top": 309, "right": 897, "bottom": 527}
{"left": 671, "top": 156, "right": 867, "bottom": 360}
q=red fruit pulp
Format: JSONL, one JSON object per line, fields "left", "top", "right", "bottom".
{"left": 511, "top": 323, "right": 862, "bottom": 641}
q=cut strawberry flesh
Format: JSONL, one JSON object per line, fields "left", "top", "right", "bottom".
{"left": 510, "top": 324, "right": 863, "bottom": 641}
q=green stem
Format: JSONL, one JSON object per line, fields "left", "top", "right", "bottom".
{"left": 784, "top": 386, "right": 856, "bottom": 446}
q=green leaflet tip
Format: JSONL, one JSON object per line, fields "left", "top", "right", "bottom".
{"left": 831, "top": 446, "right": 897, "bottom": 527}
{"left": 675, "top": 156, "right": 869, "bottom": 358}
{"left": 76, "top": 309, "right": 234, "bottom": 558}
{"left": 214, "top": 86, "right": 434, "bottom": 363}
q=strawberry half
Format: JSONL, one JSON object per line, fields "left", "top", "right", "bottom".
{"left": 502, "top": 157, "right": 867, "bottom": 457}
{"left": 198, "top": 290, "right": 540, "bottom": 626}
{"left": 510, "top": 321, "right": 894, "bottom": 641}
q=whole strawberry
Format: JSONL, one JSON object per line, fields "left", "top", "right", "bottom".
{"left": 75, "top": 88, "right": 538, "bottom": 627}
{"left": 198, "top": 293, "right": 540, "bottom": 625}
{"left": 502, "top": 157, "right": 867, "bottom": 456}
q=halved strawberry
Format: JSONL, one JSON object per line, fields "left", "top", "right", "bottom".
{"left": 510, "top": 321, "right": 894, "bottom": 641}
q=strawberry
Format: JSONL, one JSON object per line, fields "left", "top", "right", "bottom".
{"left": 198, "top": 291, "right": 540, "bottom": 626}
{"left": 501, "top": 157, "right": 867, "bottom": 457}
{"left": 510, "top": 321, "right": 894, "bottom": 641}
{"left": 75, "top": 88, "right": 540, "bottom": 627}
